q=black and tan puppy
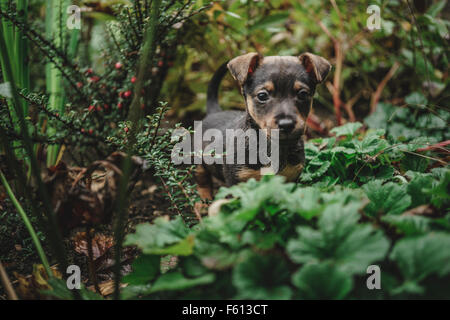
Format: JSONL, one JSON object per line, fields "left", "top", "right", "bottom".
{"left": 195, "top": 53, "right": 331, "bottom": 199}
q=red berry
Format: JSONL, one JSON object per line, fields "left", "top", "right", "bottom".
{"left": 119, "top": 91, "right": 124, "bottom": 98}
{"left": 88, "top": 129, "right": 93, "bottom": 135}
{"left": 86, "top": 68, "right": 93, "bottom": 74}
{"left": 81, "top": 128, "right": 85, "bottom": 133}
{"left": 88, "top": 105, "right": 95, "bottom": 112}
{"left": 140, "top": 103, "right": 145, "bottom": 110}
{"left": 115, "top": 62, "right": 123, "bottom": 69}
{"left": 131, "top": 76, "right": 137, "bottom": 83}
{"left": 96, "top": 105, "right": 102, "bottom": 112}
{"left": 90, "top": 76, "right": 100, "bottom": 83}
{"left": 124, "top": 90, "right": 132, "bottom": 98}
{"left": 76, "top": 82, "right": 83, "bottom": 88}
{"left": 124, "top": 127, "right": 129, "bottom": 133}
{"left": 158, "top": 60, "right": 163, "bottom": 67}
{"left": 55, "top": 113, "right": 59, "bottom": 117}
{"left": 118, "top": 102, "right": 123, "bottom": 109}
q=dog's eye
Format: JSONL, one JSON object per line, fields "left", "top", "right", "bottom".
{"left": 297, "top": 90, "right": 309, "bottom": 100}
{"left": 256, "top": 91, "right": 269, "bottom": 102}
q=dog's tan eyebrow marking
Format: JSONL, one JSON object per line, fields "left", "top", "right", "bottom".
{"left": 294, "top": 81, "right": 309, "bottom": 91}
{"left": 255, "top": 81, "right": 274, "bottom": 92}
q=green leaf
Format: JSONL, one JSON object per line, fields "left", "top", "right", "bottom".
{"left": 292, "top": 262, "right": 352, "bottom": 299}
{"left": 282, "top": 187, "right": 323, "bottom": 219}
{"left": 330, "top": 122, "right": 362, "bottom": 138}
{"left": 250, "top": 12, "right": 290, "bottom": 31}
{"left": 427, "top": 169, "right": 450, "bottom": 209}
{"left": 287, "top": 203, "right": 390, "bottom": 275}
{"left": 363, "top": 180, "right": 412, "bottom": 216}
{"left": 232, "top": 254, "right": 292, "bottom": 299}
{"left": 148, "top": 272, "right": 215, "bottom": 294}
{"left": 122, "top": 255, "right": 160, "bottom": 285}
{"left": 381, "top": 215, "right": 431, "bottom": 236}
{"left": 406, "top": 174, "right": 434, "bottom": 207}
{"left": 43, "top": 277, "right": 103, "bottom": 300}
{"left": 390, "top": 233, "right": 450, "bottom": 294}
{"left": 365, "top": 103, "right": 394, "bottom": 130}
{"left": 124, "top": 216, "right": 191, "bottom": 254}
{"left": 143, "top": 235, "right": 195, "bottom": 256}
{"left": 405, "top": 92, "right": 427, "bottom": 107}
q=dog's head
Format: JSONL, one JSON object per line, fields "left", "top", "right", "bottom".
{"left": 227, "top": 53, "right": 331, "bottom": 139}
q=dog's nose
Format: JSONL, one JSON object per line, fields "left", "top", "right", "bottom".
{"left": 277, "top": 118, "right": 295, "bottom": 133}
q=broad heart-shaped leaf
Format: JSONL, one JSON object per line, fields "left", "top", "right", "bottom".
{"left": 232, "top": 253, "right": 292, "bottom": 300}
{"left": 122, "top": 255, "right": 160, "bottom": 285}
{"left": 330, "top": 122, "right": 362, "bottom": 138}
{"left": 287, "top": 202, "right": 390, "bottom": 275}
{"left": 390, "top": 233, "right": 450, "bottom": 295}
{"left": 292, "top": 262, "right": 352, "bottom": 299}
{"left": 124, "top": 216, "right": 191, "bottom": 254}
{"left": 363, "top": 180, "right": 411, "bottom": 216}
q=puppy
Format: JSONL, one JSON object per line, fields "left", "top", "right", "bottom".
{"left": 195, "top": 53, "right": 331, "bottom": 199}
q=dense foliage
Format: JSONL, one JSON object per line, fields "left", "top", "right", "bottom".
{"left": 120, "top": 124, "right": 449, "bottom": 299}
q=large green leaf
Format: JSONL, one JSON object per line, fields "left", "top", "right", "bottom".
{"left": 287, "top": 203, "right": 390, "bottom": 275}
{"left": 292, "top": 262, "right": 352, "bottom": 299}
{"left": 363, "top": 180, "right": 411, "bottom": 216}
{"left": 232, "top": 254, "right": 292, "bottom": 300}
{"left": 124, "top": 216, "right": 191, "bottom": 254}
{"left": 390, "top": 233, "right": 450, "bottom": 294}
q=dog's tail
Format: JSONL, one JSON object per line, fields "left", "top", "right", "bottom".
{"left": 206, "top": 61, "right": 228, "bottom": 114}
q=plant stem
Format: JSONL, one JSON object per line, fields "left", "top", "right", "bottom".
{"left": 113, "top": 0, "right": 162, "bottom": 300}
{"left": 46, "top": 0, "right": 68, "bottom": 166}
{"left": 0, "top": 170, "right": 51, "bottom": 275}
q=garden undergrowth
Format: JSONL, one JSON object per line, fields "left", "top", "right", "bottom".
{"left": 47, "top": 122, "right": 449, "bottom": 300}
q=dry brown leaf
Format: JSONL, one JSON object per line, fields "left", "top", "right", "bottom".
{"left": 73, "top": 232, "right": 114, "bottom": 260}
{"left": 14, "top": 264, "right": 62, "bottom": 300}
{"left": 43, "top": 152, "right": 144, "bottom": 233}
{"left": 402, "top": 204, "right": 434, "bottom": 216}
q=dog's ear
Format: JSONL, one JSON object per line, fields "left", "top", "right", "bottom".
{"left": 299, "top": 53, "right": 332, "bottom": 84}
{"left": 227, "top": 52, "right": 262, "bottom": 86}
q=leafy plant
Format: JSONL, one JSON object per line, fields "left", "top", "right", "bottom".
{"left": 122, "top": 125, "right": 449, "bottom": 300}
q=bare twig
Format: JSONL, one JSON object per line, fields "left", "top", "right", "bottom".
{"left": 0, "top": 261, "right": 18, "bottom": 300}
{"left": 370, "top": 62, "right": 400, "bottom": 113}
